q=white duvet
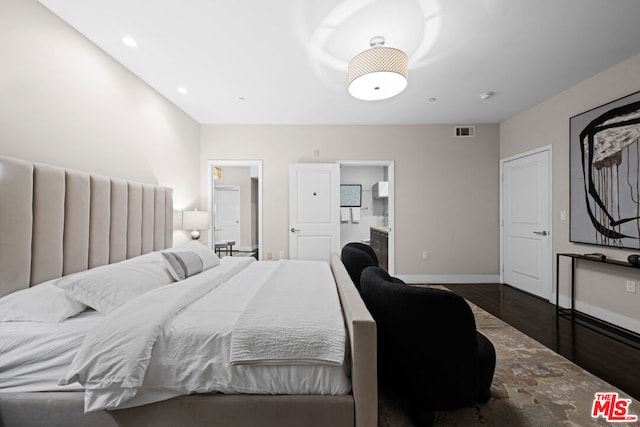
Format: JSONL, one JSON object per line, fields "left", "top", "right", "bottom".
{"left": 59, "top": 257, "right": 349, "bottom": 412}
{"left": 0, "top": 311, "right": 102, "bottom": 392}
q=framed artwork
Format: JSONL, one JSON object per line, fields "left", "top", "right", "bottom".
{"left": 570, "top": 90, "right": 640, "bottom": 248}
{"left": 340, "top": 184, "right": 362, "bottom": 207}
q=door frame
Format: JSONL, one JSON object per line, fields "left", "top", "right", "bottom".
{"left": 499, "top": 145, "right": 553, "bottom": 299}
{"left": 208, "top": 160, "right": 263, "bottom": 260}
{"left": 337, "top": 160, "right": 395, "bottom": 275}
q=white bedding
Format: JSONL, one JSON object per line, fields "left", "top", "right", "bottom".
{"left": 230, "top": 260, "right": 346, "bottom": 366}
{"left": 0, "top": 256, "right": 350, "bottom": 410}
{"left": 60, "top": 256, "right": 256, "bottom": 410}
{"left": 1, "top": 256, "right": 348, "bottom": 412}
{"left": 0, "top": 311, "right": 103, "bottom": 392}
{"left": 122, "top": 260, "right": 350, "bottom": 410}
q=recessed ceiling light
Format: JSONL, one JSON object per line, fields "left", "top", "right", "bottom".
{"left": 238, "top": 97, "right": 246, "bottom": 101}
{"left": 121, "top": 36, "right": 137, "bottom": 48}
{"left": 428, "top": 97, "right": 437, "bottom": 102}
{"left": 480, "top": 91, "right": 494, "bottom": 100}
{"left": 177, "top": 87, "right": 188, "bottom": 94}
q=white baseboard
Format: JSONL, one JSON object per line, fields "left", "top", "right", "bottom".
{"left": 555, "top": 294, "right": 569, "bottom": 307}
{"left": 555, "top": 295, "right": 640, "bottom": 335}
{"left": 396, "top": 274, "right": 501, "bottom": 284}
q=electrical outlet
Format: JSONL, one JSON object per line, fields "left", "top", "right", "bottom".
{"left": 422, "top": 251, "right": 429, "bottom": 260}
{"left": 626, "top": 280, "right": 636, "bottom": 293}
{"left": 313, "top": 148, "right": 319, "bottom": 157}
{"left": 266, "top": 252, "right": 273, "bottom": 260}
{"left": 560, "top": 210, "right": 567, "bottom": 221}
{"left": 279, "top": 251, "right": 285, "bottom": 259}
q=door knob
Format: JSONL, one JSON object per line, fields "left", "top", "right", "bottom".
{"left": 291, "top": 228, "right": 301, "bottom": 233}
{"left": 533, "top": 231, "right": 548, "bottom": 236}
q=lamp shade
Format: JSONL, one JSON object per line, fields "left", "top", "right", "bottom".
{"left": 348, "top": 47, "right": 408, "bottom": 101}
{"left": 182, "top": 210, "right": 210, "bottom": 230}
{"left": 182, "top": 210, "right": 210, "bottom": 240}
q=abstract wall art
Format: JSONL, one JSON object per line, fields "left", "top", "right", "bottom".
{"left": 570, "top": 90, "right": 640, "bottom": 248}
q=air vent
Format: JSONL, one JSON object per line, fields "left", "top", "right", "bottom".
{"left": 454, "top": 126, "right": 475, "bottom": 137}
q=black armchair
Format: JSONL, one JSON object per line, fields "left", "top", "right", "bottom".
{"left": 344, "top": 242, "right": 379, "bottom": 266}
{"left": 340, "top": 243, "right": 378, "bottom": 290}
{"left": 360, "top": 267, "right": 495, "bottom": 425}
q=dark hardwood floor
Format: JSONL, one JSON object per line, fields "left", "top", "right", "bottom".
{"left": 444, "top": 283, "right": 640, "bottom": 400}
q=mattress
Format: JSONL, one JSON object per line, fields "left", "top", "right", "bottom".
{"left": 0, "top": 258, "right": 350, "bottom": 407}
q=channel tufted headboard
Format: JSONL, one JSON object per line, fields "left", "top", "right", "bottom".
{"left": 0, "top": 155, "right": 173, "bottom": 298}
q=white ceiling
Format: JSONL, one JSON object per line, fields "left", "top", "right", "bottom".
{"left": 39, "top": 0, "right": 640, "bottom": 125}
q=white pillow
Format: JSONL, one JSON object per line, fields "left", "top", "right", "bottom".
{"left": 166, "top": 241, "right": 220, "bottom": 270}
{"left": 0, "top": 280, "right": 86, "bottom": 322}
{"left": 55, "top": 252, "right": 173, "bottom": 314}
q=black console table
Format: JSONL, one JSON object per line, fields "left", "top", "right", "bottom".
{"left": 556, "top": 253, "right": 640, "bottom": 346}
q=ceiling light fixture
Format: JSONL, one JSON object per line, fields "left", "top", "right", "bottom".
{"left": 348, "top": 36, "right": 408, "bottom": 101}
{"left": 121, "top": 36, "right": 137, "bottom": 48}
{"left": 177, "top": 87, "right": 188, "bottom": 94}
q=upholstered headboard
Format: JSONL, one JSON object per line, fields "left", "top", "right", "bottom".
{"left": 0, "top": 155, "right": 173, "bottom": 298}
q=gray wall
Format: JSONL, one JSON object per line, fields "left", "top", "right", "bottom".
{"left": 0, "top": 0, "right": 201, "bottom": 246}
{"left": 201, "top": 124, "right": 500, "bottom": 280}
{"left": 500, "top": 53, "right": 640, "bottom": 333}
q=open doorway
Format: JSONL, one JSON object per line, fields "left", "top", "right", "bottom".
{"left": 338, "top": 160, "right": 395, "bottom": 274}
{"left": 208, "top": 160, "right": 262, "bottom": 259}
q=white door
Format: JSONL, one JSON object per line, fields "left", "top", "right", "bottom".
{"left": 289, "top": 163, "right": 340, "bottom": 261}
{"left": 502, "top": 148, "right": 552, "bottom": 300}
{"left": 214, "top": 186, "right": 241, "bottom": 244}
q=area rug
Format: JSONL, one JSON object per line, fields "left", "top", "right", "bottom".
{"left": 377, "top": 287, "right": 639, "bottom": 426}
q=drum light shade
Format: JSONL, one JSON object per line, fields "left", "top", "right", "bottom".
{"left": 348, "top": 46, "right": 408, "bottom": 101}
{"left": 182, "top": 209, "right": 210, "bottom": 240}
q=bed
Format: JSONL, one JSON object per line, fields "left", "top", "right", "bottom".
{"left": 0, "top": 155, "right": 377, "bottom": 427}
